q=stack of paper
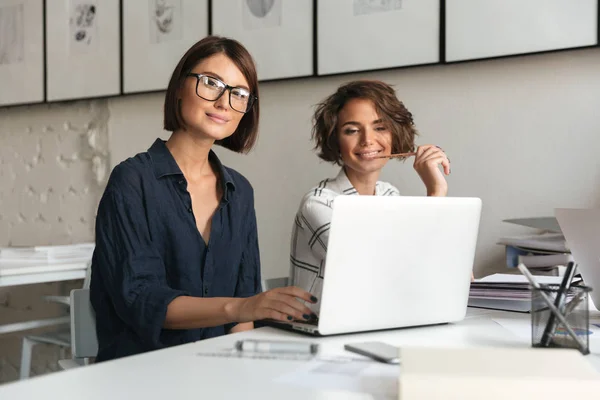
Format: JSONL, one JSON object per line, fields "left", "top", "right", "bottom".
{"left": 0, "top": 243, "right": 95, "bottom": 264}
{"left": 468, "top": 274, "right": 567, "bottom": 313}
{"left": 499, "top": 218, "right": 572, "bottom": 275}
{"left": 498, "top": 232, "right": 569, "bottom": 253}
{"left": 400, "top": 346, "right": 600, "bottom": 399}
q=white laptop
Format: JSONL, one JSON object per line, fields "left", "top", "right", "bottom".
{"left": 554, "top": 208, "right": 600, "bottom": 310}
{"left": 272, "top": 195, "right": 482, "bottom": 336}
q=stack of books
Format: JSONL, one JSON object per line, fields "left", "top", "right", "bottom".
{"left": 498, "top": 217, "right": 572, "bottom": 276}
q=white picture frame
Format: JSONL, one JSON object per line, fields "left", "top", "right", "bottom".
{"left": 445, "top": 0, "right": 599, "bottom": 62}
{"left": 46, "top": 0, "right": 120, "bottom": 101}
{"left": 317, "top": 0, "right": 440, "bottom": 75}
{"left": 211, "top": 0, "right": 313, "bottom": 81}
{"left": 0, "top": 0, "right": 44, "bottom": 106}
{"left": 122, "top": 0, "right": 209, "bottom": 94}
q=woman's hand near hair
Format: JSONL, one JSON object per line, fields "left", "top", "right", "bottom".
{"left": 227, "top": 286, "right": 317, "bottom": 323}
{"left": 413, "top": 144, "right": 450, "bottom": 197}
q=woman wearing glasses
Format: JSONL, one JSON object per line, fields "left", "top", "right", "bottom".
{"left": 289, "top": 80, "right": 452, "bottom": 314}
{"left": 90, "top": 36, "right": 316, "bottom": 362}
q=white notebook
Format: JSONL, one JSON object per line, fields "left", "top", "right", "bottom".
{"left": 400, "top": 347, "right": 600, "bottom": 400}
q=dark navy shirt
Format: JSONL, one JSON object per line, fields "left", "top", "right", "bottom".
{"left": 90, "top": 139, "right": 262, "bottom": 362}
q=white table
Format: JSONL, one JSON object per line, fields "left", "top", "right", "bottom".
{"left": 0, "top": 262, "right": 88, "bottom": 335}
{"left": 0, "top": 308, "right": 599, "bottom": 399}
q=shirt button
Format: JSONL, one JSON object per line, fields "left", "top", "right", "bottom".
{"left": 204, "top": 288, "right": 208, "bottom": 295}
{"left": 188, "top": 207, "right": 192, "bottom": 213}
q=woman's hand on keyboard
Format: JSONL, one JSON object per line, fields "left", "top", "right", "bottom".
{"left": 229, "top": 286, "right": 318, "bottom": 323}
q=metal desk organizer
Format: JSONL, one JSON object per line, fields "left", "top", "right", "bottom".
{"left": 531, "top": 284, "right": 592, "bottom": 355}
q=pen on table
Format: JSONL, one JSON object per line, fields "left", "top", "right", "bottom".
{"left": 516, "top": 263, "right": 588, "bottom": 354}
{"left": 235, "top": 339, "right": 319, "bottom": 355}
{"left": 540, "top": 262, "right": 577, "bottom": 347}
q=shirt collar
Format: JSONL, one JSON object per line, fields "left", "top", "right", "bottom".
{"left": 330, "top": 168, "right": 386, "bottom": 196}
{"left": 330, "top": 168, "right": 359, "bottom": 196}
{"left": 148, "top": 139, "right": 236, "bottom": 192}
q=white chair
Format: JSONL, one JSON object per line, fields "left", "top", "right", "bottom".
{"left": 19, "top": 262, "right": 92, "bottom": 379}
{"left": 261, "top": 277, "right": 289, "bottom": 291}
{"left": 58, "top": 288, "right": 98, "bottom": 369}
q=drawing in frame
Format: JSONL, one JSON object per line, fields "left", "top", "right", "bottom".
{"left": 445, "top": 0, "right": 599, "bottom": 63}
{"left": 0, "top": 0, "right": 44, "bottom": 107}
{"left": 122, "top": 0, "right": 209, "bottom": 94}
{"left": 45, "top": 0, "right": 120, "bottom": 101}
{"left": 317, "top": 0, "right": 440, "bottom": 76}
{"left": 211, "top": 0, "right": 313, "bottom": 81}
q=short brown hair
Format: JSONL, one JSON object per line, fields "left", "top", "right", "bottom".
{"left": 164, "top": 36, "right": 260, "bottom": 153}
{"left": 312, "top": 80, "right": 417, "bottom": 165}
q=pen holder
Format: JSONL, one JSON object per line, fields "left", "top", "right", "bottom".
{"left": 531, "top": 284, "right": 592, "bottom": 355}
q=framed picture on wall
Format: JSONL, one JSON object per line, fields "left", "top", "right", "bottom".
{"left": 122, "top": 0, "right": 209, "bottom": 94}
{"left": 46, "top": 0, "right": 120, "bottom": 101}
{"left": 317, "top": 0, "right": 440, "bottom": 76}
{"left": 445, "top": 0, "right": 599, "bottom": 62}
{"left": 0, "top": 0, "right": 44, "bottom": 107}
{"left": 211, "top": 0, "right": 313, "bottom": 81}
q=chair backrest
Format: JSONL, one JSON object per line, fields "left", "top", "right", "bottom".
{"left": 82, "top": 260, "right": 92, "bottom": 289}
{"left": 261, "top": 277, "right": 289, "bottom": 291}
{"left": 70, "top": 289, "right": 98, "bottom": 359}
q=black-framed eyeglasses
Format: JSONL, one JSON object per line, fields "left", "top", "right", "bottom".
{"left": 187, "top": 73, "right": 257, "bottom": 113}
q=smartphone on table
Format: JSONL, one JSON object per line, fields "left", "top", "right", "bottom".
{"left": 344, "top": 341, "right": 400, "bottom": 364}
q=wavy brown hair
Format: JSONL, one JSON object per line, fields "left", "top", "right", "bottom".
{"left": 312, "top": 80, "right": 417, "bottom": 165}
{"left": 164, "top": 36, "right": 259, "bottom": 153}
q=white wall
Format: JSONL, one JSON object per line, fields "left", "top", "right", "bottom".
{"left": 108, "top": 48, "right": 600, "bottom": 280}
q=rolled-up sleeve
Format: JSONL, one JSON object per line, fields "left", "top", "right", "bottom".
{"left": 94, "top": 187, "right": 187, "bottom": 348}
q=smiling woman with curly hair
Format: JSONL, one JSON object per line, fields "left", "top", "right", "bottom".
{"left": 289, "top": 80, "right": 451, "bottom": 314}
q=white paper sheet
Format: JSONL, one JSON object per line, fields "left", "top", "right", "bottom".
{"left": 476, "top": 273, "right": 563, "bottom": 285}
{"left": 277, "top": 360, "right": 398, "bottom": 400}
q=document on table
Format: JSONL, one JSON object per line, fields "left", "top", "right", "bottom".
{"left": 276, "top": 360, "right": 398, "bottom": 400}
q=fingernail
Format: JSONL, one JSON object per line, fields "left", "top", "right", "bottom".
{"left": 287, "top": 316, "right": 293, "bottom": 321}
{"left": 310, "top": 296, "right": 318, "bottom": 303}
{"left": 302, "top": 314, "right": 311, "bottom": 320}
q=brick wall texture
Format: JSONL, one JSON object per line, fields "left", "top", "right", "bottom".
{"left": 0, "top": 100, "right": 109, "bottom": 383}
